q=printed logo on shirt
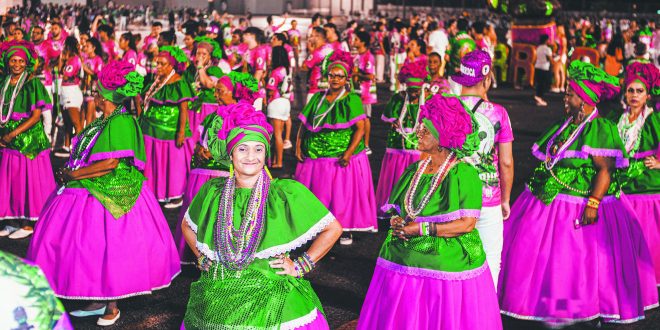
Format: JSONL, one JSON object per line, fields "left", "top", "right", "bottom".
{"left": 65, "top": 65, "right": 73, "bottom": 73}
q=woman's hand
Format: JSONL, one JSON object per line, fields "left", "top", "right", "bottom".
{"left": 0, "top": 133, "right": 14, "bottom": 147}
{"left": 391, "top": 220, "right": 419, "bottom": 241}
{"left": 501, "top": 201, "right": 511, "bottom": 220}
{"left": 338, "top": 153, "right": 351, "bottom": 167}
{"left": 295, "top": 143, "right": 304, "bottom": 162}
{"left": 581, "top": 206, "right": 598, "bottom": 226}
{"left": 269, "top": 255, "right": 298, "bottom": 277}
{"left": 175, "top": 131, "right": 185, "bottom": 148}
{"left": 644, "top": 156, "right": 660, "bottom": 170}
{"left": 55, "top": 168, "right": 74, "bottom": 185}
{"left": 193, "top": 144, "right": 211, "bottom": 164}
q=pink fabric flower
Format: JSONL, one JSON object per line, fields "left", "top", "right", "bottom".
{"left": 420, "top": 94, "right": 473, "bottom": 149}
{"left": 218, "top": 103, "right": 273, "bottom": 139}
{"left": 99, "top": 61, "right": 134, "bottom": 90}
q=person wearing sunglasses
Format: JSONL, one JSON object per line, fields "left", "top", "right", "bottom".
{"left": 607, "top": 62, "right": 660, "bottom": 285}
{"left": 295, "top": 50, "right": 377, "bottom": 245}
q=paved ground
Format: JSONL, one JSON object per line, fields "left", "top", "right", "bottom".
{"left": 1, "top": 79, "right": 658, "bottom": 329}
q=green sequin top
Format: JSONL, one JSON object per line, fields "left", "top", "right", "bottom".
{"left": 0, "top": 251, "right": 69, "bottom": 330}
{"left": 381, "top": 93, "right": 420, "bottom": 150}
{"left": 298, "top": 92, "right": 367, "bottom": 159}
{"left": 0, "top": 77, "right": 52, "bottom": 159}
{"left": 184, "top": 177, "right": 334, "bottom": 328}
{"left": 66, "top": 112, "right": 147, "bottom": 219}
{"left": 380, "top": 161, "right": 486, "bottom": 274}
{"left": 140, "top": 78, "right": 195, "bottom": 140}
{"left": 183, "top": 65, "right": 223, "bottom": 111}
{"left": 607, "top": 109, "right": 660, "bottom": 194}
{"left": 192, "top": 112, "right": 231, "bottom": 172}
{"left": 528, "top": 116, "right": 628, "bottom": 204}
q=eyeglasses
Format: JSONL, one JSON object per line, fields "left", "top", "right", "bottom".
{"left": 327, "top": 73, "right": 346, "bottom": 80}
{"left": 626, "top": 88, "right": 646, "bottom": 94}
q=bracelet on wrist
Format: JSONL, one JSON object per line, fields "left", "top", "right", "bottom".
{"left": 586, "top": 196, "right": 600, "bottom": 209}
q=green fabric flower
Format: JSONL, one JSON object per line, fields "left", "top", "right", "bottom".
{"left": 228, "top": 71, "right": 259, "bottom": 92}
{"left": 116, "top": 71, "right": 144, "bottom": 98}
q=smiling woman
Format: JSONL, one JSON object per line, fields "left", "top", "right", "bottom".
{"left": 180, "top": 104, "right": 342, "bottom": 329}
{"left": 0, "top": 40, "right": 55, "bottom": 240}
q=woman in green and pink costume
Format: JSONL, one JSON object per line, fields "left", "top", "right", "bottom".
{"left": 295, "top": 50, "right": 377, "bottom": 244}
{"left": 138, "top": 46, "right": 196, "bottom": 208}
{"left": 183, "top": 36, "right": 225, "bottom": 143}
{"left": 376, "top": 60, "right": 428, "bottom": 219}
{"left": 607, "top": 62, "right": 660, "bottom": 285}
{"left": 358, "top": 94, "right": 503, "bottom": 330}
{"left": 0, "top": 40, "right": 55, "bottom": 240}
{"left": 27, "top": 61, "right": 180, "bottom": 326}
{"left": 499, "top": 61, "right": 658, "bottom": 326}
{"left": 174, "top": 71, "right": 260, "bottom": 264}
{"left": 180, "top": 104, "right": 342, "bottom": 329}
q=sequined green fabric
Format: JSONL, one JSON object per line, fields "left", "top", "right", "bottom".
{"left": 299, "top": 92, "right": 366, "bottom": 158}
{"left": 140, "top": 103, "right": 192, "bottom": 140}
{"left": 0, "top": 119, "right": 50, "bottom": 159}
{"left": 383, "top": 93, "right": 419, "bottom": 150}
{"left": 380, "top": 161, "right": 486, "bottom": 272}
{"left": 184, "top": 259, "right": 324, "bottom": 328}
{"left": 68, "top": 161, "right": 145, "bottom": 219}
{"left": 528, "top": 116, "right": 627, "bottom": 204}
{"left": 302, "top": 128, "right": 364, "bottom": 158}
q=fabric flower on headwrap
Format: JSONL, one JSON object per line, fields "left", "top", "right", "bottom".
{"left": 322, "top": 50, "right": 354, "bottom": 78}
{"left": 158, "top": 46, "right": 189, "bottom": 73}
{"left": 398, "top": 60, "right": 428, "bottom": 88}
{"left": 218, "top": 71, "right": 260, "bottom": 104}
{"left": 214, "top": 102, "right": 273, "bottom": 158}
{"left": 567, "top": 60, "right": 620, "bottom": 106}
{"left": 419, "top": 94, "right": 480, "bottom": 158}
{"left": 0, "top": 40, "right": 38, "bottom": 74}
{"left": 98, "top": 60, "right": 145, "bottom": 103}
{"left": 194, "top": 36, "right": 223, "bottom": 60}
{"left": 624, "top": 62, "right": 660, "bottom": 97}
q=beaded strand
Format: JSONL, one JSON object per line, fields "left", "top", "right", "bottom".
{"left": 404, "top": 152, "right": 456, "bottom": 221}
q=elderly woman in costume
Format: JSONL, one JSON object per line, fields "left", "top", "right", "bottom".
{"left": 358, "top": 94, "right": 502, "bottom": 330}
{"left": 174, "top": 71, "right": 260, "bottom": 264}
{"left": 138, "top": 46, "right": 196, "bottom": 209}
{"left": 0, "top": 40, "right": 55, "bottom": 240}
{"left": 180, "top": 106, "right": 342, "bottom": 329}
{"left": 183, "top": 36, "right": 225, "bottom": 143}
{"left": 498, "top": 61, "right": 658, "bottom": 326}
{"left": 607, "top": 62, "right": 660, "bottom": 284}
{"left": 27, "top": 61, "right": 180, "bottom": 326}
{"left": 375, "top": 60, "right": 428, "bottom": 218}
{"left": 295, "top": 50, "right": 377, "bottom": 245}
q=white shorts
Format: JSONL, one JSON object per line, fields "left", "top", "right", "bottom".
{"left": 60, "top": 85, "right": 83, "bottom": 109}
{"left": 363, "top": 104, "right": 372, "bottom": 118}
{"left": 267, "top": 98, "right": 291, "bottom": 121}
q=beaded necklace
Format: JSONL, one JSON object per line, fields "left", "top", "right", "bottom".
{"left": 617, "top": 106, "right": 652, "bottom": 155}
{"left": 66, "top": 106, "right": 125, "bottom": 170}
{"left": 214, "top": 169, "right": 271, "bottom": 271}
{"left": 396, "top": 93, "right": 421, "bottom": 146}
{"left": 544, "top": 109, "right": 598, "bottom": 170}
{"left": 311, "top": 89, "right": 346, "bottom": 130}
{"left": 404, "top": 152, "right": 456, "bottom": 221}
{"left": 0, "top": 72, "right": 28, "bottom": 127}
{"left": 143, "top": 69, "right": 176, "bottom": 114}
